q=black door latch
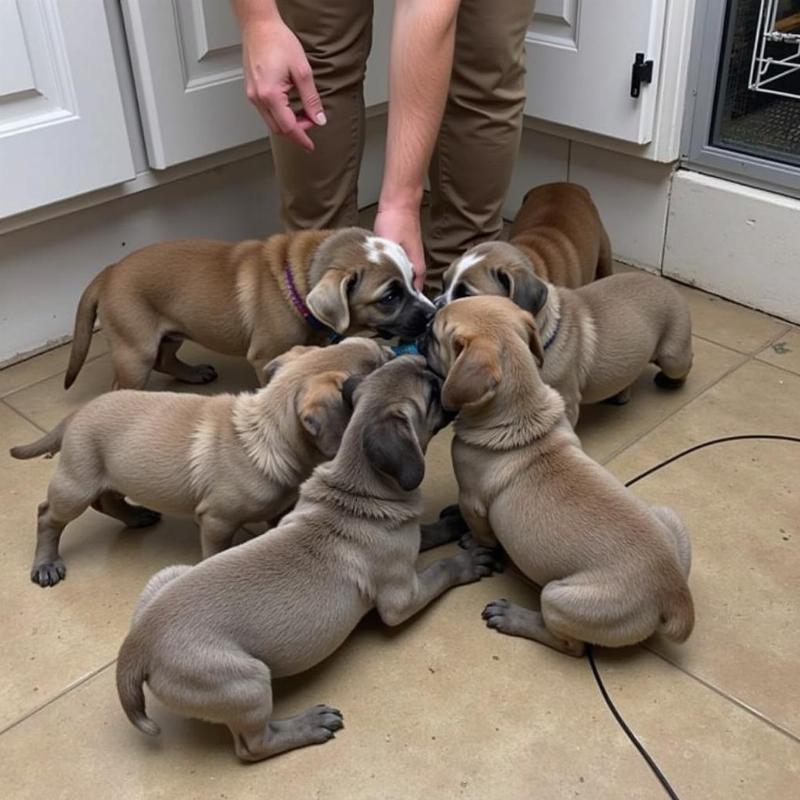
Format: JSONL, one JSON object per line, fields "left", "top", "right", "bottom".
{"left": 630, "top": 52, "right": 653, "bottom": 98}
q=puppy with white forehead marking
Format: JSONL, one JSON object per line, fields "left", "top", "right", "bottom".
{"left": 11, "top": 338, "right": 392, "bottom": 586}
{"left": 64, "top": 227, "right": 435, "bottom": 390}
{"left": 434, "top": 240, "right": 693, "bottom": 425}
{"left": 116, "top": 356, "right": 500, "bottom": 761}
{"left": 438, "top": 182, "right": 611, "bottom": 305}
{"left": 419, "top": 296, "right": 694, "bottom": 657}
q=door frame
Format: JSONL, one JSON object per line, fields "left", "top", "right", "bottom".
{"left": 681, "top": 0, "right": 800, "bottom": 198}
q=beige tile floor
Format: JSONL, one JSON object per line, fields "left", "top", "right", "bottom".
{"left": 1, "top": 269, "right": 798, "bottom": 799}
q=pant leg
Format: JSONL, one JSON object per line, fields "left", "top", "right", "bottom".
{"left": 426, "top": 0, "right": 535, "bottom": 287}
{"left": 272, "top": 0, "right": 373, "bottom": 230}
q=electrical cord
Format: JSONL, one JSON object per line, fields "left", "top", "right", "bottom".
{"left": 588, "top": 433, "right": 800, "bottom": 800}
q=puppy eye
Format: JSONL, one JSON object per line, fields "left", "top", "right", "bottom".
{"left": 379, "top": 282, "right": 402, "bottom": 305}
{"left": 453, "top": 284, "right": 471, "bottom": 299}
{"left": 497, "top": 271, "right": 511, "bottom": 293}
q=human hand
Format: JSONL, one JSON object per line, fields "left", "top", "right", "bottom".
{"left": 373, "top": 205, "right": 426, "bottom": 290}
{"left": 241, "top": 19, "right": 326, "bottom": 151}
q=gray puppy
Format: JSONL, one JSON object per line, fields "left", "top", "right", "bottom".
{"left": 12, "top": 338, "right": 391, "bottom": 586}
{"left": 420, "top": 297, "right": 694, "bottom": 656}
{"left": 116, "top": 356, "right": 499, "bottom": 761}
{"left": 437, "top": 241, "right": 693, "bottom": 425}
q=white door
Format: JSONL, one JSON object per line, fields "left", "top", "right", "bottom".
{"left": 121, "top": 0, "right": 392, "bottom": 170}
{"left": 0, "top": 0, "right": 135, "bottom": 219}
{"left": 525, "top": 0, "right": 667, "bottom": 144}
{"left": 121, "top": 0, "right": 266, "bottom": 169}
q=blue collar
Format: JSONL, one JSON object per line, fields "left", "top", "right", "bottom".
{"left": 542, "top": 316, "right": 561, "bottom": 351}
{"left": 284, "top": 263, "right": 344, "bottom": 344}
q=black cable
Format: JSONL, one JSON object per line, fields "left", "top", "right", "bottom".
{"left": 587, "top": 433, "right": 800, "bottom": 800}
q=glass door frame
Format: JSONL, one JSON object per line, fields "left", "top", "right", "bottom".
{"left": 682, "top": 0, "right": 800, "bottom": 198}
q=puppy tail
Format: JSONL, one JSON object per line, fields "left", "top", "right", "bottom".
{"left": 65, "top": 271, "right": 105, "bottom": 389}
{"left": 116, "top": 636, "right": 160, "bottom": 737}
{"left": 9, "top": 414, "right": 72, "bottom": 460}
{"left": 658, "top": 577, "right": 695, "bottom": 643}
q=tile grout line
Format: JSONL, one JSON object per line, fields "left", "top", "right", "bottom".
{"left": 0, "top": 349, "right": 107, "bottom": 404}
{"left": 750, "top": 356, "right": 800, "bottom": 381}
{"left": 598, "top": 351, "right": 753, "bottom": 467}
{"left": 643, "top": 645, "right": 800, "bottom": 745}
{"left": 0, "top": 658, "right": 117, "bottom": 738}
{"left": 691, "top": 332, "right": 771, "bottom": 358}
{"left": 0, "top": 398, "right": 50, "bottom": 435}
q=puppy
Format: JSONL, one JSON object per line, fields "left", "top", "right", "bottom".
{"left": 438, "top": 183, "right": 611, "bottom": 305}
{"left": 435, "top": 245, "right": 693, "bottom": 425}
{"left": 420, "top": 296, "right": 694, "bottom": 656}
{"left": 64, "top": 227, "right": 434, "bottom": 389}
{"left": 11, "top": 338, "right": 392, "bottom": 587}
{"left": 116, "top": 356, "right": 499, "bottom": 761}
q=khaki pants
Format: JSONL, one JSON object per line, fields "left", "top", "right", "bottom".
{"left": 273, "top": 0, "right": 535, "bottom": 287}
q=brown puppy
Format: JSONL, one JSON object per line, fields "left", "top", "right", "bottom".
{"left": 11, "top": 338, "right": 392, "bottom": 586}
{"left": 65, "top": 227, "right": 434, "bottom": 390}
{"left": 116, "top": 356, "right": 499, "bottom": 761}
{"left": 438, "top": 183, "right": 611, "bottom": 304}
{"left": 419, "top": 296, "right": 694, "bottom": 656}
{"left": 435, "top": 241, "right": 693, "bottom": 425}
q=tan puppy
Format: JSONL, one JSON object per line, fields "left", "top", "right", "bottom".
{"left": 116, "top": 356, "right": 499, "bottom": 761}
{"left": 64, "top": 227, "right": 434, "bottom": 389}
{"left": 11, "top": 338, "right": 392, "bottom": 587}
{"left": 438, "top": 183, "right": 611, "bottom": 304}
{"left": 419, "top": 297, "right": 694, "bottom": 656}
{"left": 435, "top": 242, "right": 693, "bottom": 425}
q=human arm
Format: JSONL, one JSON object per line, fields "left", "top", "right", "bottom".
{"left": 231, "top": 0, "right": 326, "bottom": 151}
{"left": 373, "top": 0, "right": 461, "bottom": 289}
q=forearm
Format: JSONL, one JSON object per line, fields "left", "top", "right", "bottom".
{"left": 379, "top": 0, "right": 461, "bottom": 211}
{"left": 231, "top": 0, "right": 281, "bottom": 29}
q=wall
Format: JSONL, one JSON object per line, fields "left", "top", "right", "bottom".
{"left": 665, "top": 171, "right": 800, "bottom": 322}
{"left": 507, "top": 127, "right": 676, "bottom": 273}
{"left": 509, "top": 130, "right": 799, "bottom": 325}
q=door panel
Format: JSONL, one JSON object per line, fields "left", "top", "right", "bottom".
{"left": 0, "top": 0, "right": 135, "bottom": 218}
{"left": 122, "top": 0, "right": 391, "bottom": 170}
{"left": 525, "top": 0, "right": 667, "bottom": 144}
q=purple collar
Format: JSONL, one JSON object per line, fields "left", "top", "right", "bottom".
{"left": 284, "top": 262, "right": 343, "bottom": 342}
{"left": 542, "top": 316, "right": 561, "bottom": 350}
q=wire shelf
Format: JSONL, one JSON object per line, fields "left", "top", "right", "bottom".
{"left": 750, "top": 0, "right": 800, "bottom": 99}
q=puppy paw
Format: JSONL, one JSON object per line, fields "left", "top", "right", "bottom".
{"left": 654, "top": 371, "right": 686, "bottom": 390}
{"left": 31, "top": 559, "right": 66, "bottom": 588}
{"left": 185, "top": 364, "right": 218, "bottom": 384}
{"left": 602, "top": 388, "right": 631, "bottom": 406}
{"left": 303, "top": 704, "right": 344, "bottom": 744}
{"left": 458, "top": 532, "right": 477, "bottom": 550}
{"left": 482, "top": 598, "right": 523, "bottom": 636}
{"left": 419, "top": 510, "right": 470, "bottom": 552}
{"left": 453, "top": 546, "right": 503, "bottom": 583}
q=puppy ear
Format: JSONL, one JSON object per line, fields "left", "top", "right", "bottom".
{"left": 363, "top": 414, "right": 425, "bottom": 491}
{"left": 263, "top": 345, "right": 318, "bottom": 384}
{"left": 441, "top": 337, "right": 501, "bottom": 411}
{"left": 263, "top": 356, "right": 283, "bottom": 384}
{"left": 298, "top": 371, "right": 351, "bottom": 459}
{"left": 306, "top": 270, "right": 355, "bottom": 333}
{"left": 341, "top": 375, "right": 363, "bottom": 411}
{"left": 498, "top": 267, "right": 548, "bottom": 314}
